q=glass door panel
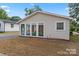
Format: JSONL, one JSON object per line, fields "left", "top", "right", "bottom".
{"left": 38, "top": 24, "right": 44, "bottom": 36}
{"left": 21, "top": 24, "right": 25, "bottom": 35}
{"left": 32, "top": 24, "right": 36, "bottom": 36}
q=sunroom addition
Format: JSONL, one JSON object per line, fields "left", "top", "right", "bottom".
{"left": 21, "top": 23, "right": 44, "bottom": 37}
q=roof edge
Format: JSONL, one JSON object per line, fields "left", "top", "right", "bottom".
{"left": 17, "top": 11, "right": 72, "bottom": 24}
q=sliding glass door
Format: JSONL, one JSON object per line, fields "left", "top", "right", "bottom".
{"left": 32, "top": 24, "right": 36, "bottom": 36}
{"left": 26, "top": 24, "right": 30, "bottom": 35}
{"left": 21, "top": 23, "right": 44, "bottom": 37}
{"left": 21, "top": 24, "right": 25, "bottom": 35}
{"left": 38, "top": 24, "right": 44, "bottom": 36}
{"left": 31, "top": 23, "right": 44, "bottom": 36}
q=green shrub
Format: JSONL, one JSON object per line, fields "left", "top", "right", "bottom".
{"left": 0, "top": 31, "right": 5, "bottom": 33}
{"left": 70, "top": 31, "right": 73, "bottom": 35}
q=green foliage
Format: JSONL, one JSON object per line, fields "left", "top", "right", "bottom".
{"left": 0, "top": 8, "right": 21, "bottom": 21}
{"left": 76, "top": 27, "right": 79, "bottom": 32}
{"left": 69, "top": 3, "right": 79, "bottom": 33}
{"left": 0, "top": 31, "right": 4, "bottom": 33}
{"left": 25, "top": 5, "right": 42, "bottom": 16}
{"left": 69, "top": 3, "right": 79, "bottom": 21}
{"left": 70, "top": 20, "right": 77, "bottom": 35}
{"left": 70, "top": 20, "right": 79, "bottom": 35}
{"left": 10, "top": 16, "right": 21, "bottom": 21}
{"left": 33, "top": 5, "right": 42, "bottom": 12}
{"left": 70, "top": 20, "right": 77, "bottom": 31}
{"left": 25, "top": 8, "right": 34, "bottom": 16}
{"left": 0, "top": 8, "right": 9, "bottom": 19}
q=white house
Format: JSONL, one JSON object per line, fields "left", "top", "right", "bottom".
{"left": 17, "top": 11, "right": 72, "bottom": 40}
{"left": 0, "top": 19, "right": 19, "bottom": 32}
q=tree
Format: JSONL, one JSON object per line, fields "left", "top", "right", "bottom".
{"left": 70, "top": 20, "right": 77, "bottom": 31}
{"left": 69, "top": 3, "right": 79, "bottom": 21}
{"left": 0, "top": 8, "right": 9, "bottom": 19}
{"left": 76, "top": 23, "right": 79, "bottom": 32}
{"left": 25, "top": 8, "right": 33, "bottom": 16}
{"left": 25, "top": 5, "right": 42, "bottom": 16}
{"left": 33, "top": 5, "right": 42, "bottom": 12}
{"left": 70, "top": 19, "right": 79, "bottom": 35}
{"left": 68, "top": 3, "right": 79, "bottom": 33}
{"left": 10, "top": 16, "right": 21, "bottom": 22}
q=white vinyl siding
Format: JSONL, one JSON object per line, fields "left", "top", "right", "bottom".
{"left": 5, "top": 23, "right": 19, "bottom": 32}
{"left": 0, "top": 21, "right": 5, "bottom": 32}
{"left": 19, "top": 13, "right": 70, "bottom": 40}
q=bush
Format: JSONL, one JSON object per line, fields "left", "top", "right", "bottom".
{"left": 0, "top": 31, "right": 5, "bottom": 33}
{"left": 70, "top": 31, "right": 73, "bottom": 35}
{"left": 77, "top": 27, "right": 79, "bottom": 32}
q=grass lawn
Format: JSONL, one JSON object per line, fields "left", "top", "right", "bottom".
{"left": 0, "top": 35, "right": 78, "bottom": 56}
{"left": 70, "top": 35, "right": 79, "bottom": 42}
{"left": 0, "top": 32, "right": 19, "bottom": 35}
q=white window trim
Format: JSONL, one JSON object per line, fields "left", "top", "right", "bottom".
{"left": 38, "top": 23, "right": 44, "bottom": 37}
{"left": 30, "top": 24, "right": 32, "bottom": 36}
{"left": 20, "top": 24, "right": 21, "bottom": 36}
{"left": 31, "top": 23, "right": 44, "bottom": 37}
{"left": 55, "top": 21, "right": 65, "bottom": 31}
{"left": 24, "top": 24, "right": 26, "bottom": 36}
{"left": 26, "top": 24, "right": 31, "bottom": 36}
{"left": 20, "top": 23, "right": 44, "bottom": 38}
{"left": 31, "top": 23, "right": 37, "bottom": 37}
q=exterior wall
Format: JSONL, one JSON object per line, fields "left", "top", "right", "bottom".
{"left": 0, "top": 21, "right": 5, "bottom": 32}
{"left": 5, "top": 23, "right": 19, "bottom": 32}
{"left": 19, "top": 13, "right": 70, "bottom": 40}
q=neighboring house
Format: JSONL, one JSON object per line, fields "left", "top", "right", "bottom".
{"left": 0, "top": 19, "right": 19, "bottom": 32}
{"left": 17, "top": 11, "right": 72, "bottom": 40}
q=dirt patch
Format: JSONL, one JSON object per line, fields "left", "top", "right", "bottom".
{"left": 0, "top": 37, "right": 79, "bottom": 56}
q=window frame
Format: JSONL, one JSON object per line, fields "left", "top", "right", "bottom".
{"left": 32, "top": 24, "right": 37, "bottom": 36}
{"left": 56, "top": 21, "right": 65, "bottom": 31}
{"left": 26, "top": 24, "right": 30, "bottom": 36}
{"left": 38, "top": 23, "right": 44, "bottom": 36}
{"left": 21, "top": 24, "right": 25, "bottom": 36}
{"left": 11, "top": 24, "right": 14, "bottom": 28}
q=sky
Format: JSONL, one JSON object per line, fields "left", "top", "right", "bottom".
{"left": 0, "top": 3, "right": 68, "bottom": 18}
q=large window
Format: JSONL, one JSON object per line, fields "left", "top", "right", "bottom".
{"left": 26, "top": 24, "right": 30, "bottom": 35}
{"left": 38, "top": 23, "right": 44, "bottom": 36}
{"left": 32, "top": 24, "right": 36, "bottom": 36}
{"left": 21, "top": 24, "right": 25, "bottom": 35}
{"left": 57, "top": 22, "right": 64, "bottom": 30}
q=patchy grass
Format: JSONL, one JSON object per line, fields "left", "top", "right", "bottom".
{"left": 0, "top": 37, "right": 79, "bottom": 56}
{"left": 0, "top": 32, "right": 19, "bottom": 35}
{"left": 70, "top": 35, "right": 79, "bottom": 42}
